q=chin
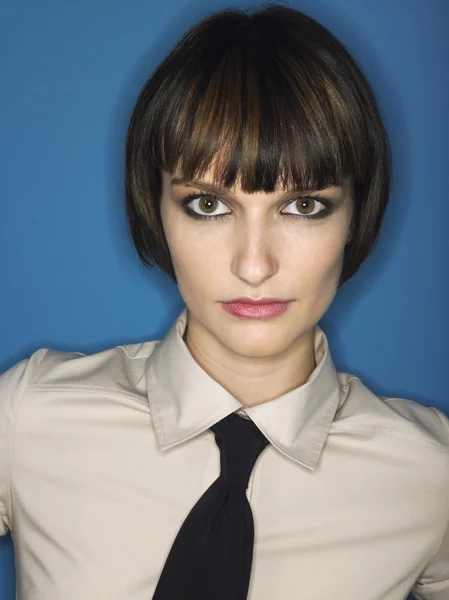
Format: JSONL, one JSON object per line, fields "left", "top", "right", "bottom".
{"left": 220, "top": 323, "right": 302, "bottom": 355}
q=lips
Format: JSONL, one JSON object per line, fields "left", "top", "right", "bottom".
{"left": 220, "top": 300, "right": 293, "bottom": 319}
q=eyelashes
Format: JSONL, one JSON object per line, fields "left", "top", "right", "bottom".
{"left": 178, "top": 191, "right": 334, "bottom": 222}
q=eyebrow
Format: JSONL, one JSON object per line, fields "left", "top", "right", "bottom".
{"left": 171, "top": 177, "right": 233, "bottom": 195}
{"left": 170, "top": 177, "right": 343, "bottom": 196}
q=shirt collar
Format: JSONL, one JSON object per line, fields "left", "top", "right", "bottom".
{"left": 146, "top": 307, "right": 341, "bottom": 471}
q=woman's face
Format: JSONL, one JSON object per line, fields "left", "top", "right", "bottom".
{"left": 160, "top": 167, "right": 354, "bottom": 359}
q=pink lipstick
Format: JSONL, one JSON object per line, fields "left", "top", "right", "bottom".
{"left": 220, "top": 298, "right": 293, "bottom": 319}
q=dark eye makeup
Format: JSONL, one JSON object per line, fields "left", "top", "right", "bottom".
{"left": 177, "top": 191, "right": 336, "bottom": 222}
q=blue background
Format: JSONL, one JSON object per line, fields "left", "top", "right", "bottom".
{"left": 1, "top": 0, "right": 448, "bottom": 597}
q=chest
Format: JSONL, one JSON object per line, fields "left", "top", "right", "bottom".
{"left": 11, "top": 416, "right": 438, "bottom": 599}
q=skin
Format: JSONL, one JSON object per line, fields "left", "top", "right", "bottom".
{"left": 159, "top": 168, "right": 354, "bottom": 408}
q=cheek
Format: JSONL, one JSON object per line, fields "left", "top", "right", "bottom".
{"left": 167, "top": 220, "right": 226, "bottom": 264}
{"left": 297, "top": 233, "right": 346, "bottom": 288}
{"left": 291, "top": 234, "right": 346, "bottom": 325}
{"left": 167, "top": 230, "right": 222, "bottom": 287}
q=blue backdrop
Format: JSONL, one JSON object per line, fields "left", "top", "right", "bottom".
{"left": 1, "top": 0, "right": 448, "bottom": 597}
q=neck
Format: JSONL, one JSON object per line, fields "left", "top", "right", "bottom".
{"left": 183, "top": 313, "right": 316, "bottom": 408}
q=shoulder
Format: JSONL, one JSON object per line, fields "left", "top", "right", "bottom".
{"left": 335, "top": 372, "right": 449, "bottom": 453}
{"left": 0, "top": 338, "right": 161, "bottom": 405}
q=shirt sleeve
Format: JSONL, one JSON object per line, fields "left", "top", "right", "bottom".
{"left": 412, "top": 407, "right": 449, "bottom": 600}
{"left": 0, "top": 349, "right": 49, "bottom": 535}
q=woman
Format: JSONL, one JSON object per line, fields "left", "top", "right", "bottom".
{"left": 1, "top": 4, "right": 448, "bottom": 599}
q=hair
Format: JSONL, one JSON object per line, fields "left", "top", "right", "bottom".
{"left": 125, "top": 3, "right": 391, "bottom": 288}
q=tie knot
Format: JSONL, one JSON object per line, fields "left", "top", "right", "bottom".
{"left": 210, "top": 412, "right": 270, "bottom": 489}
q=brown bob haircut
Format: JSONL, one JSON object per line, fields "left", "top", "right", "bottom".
{"left": 125, "top": 4, "right": 391, "bottom": 288}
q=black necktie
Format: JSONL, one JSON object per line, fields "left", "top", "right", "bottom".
{"left": 152, "top": 411, "right": 270, "bottom": 600}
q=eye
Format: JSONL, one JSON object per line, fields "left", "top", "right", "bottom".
{"left": 281, "top": 196, "right": 328, "bottom": 219}
{"left": 179, "top": 192, "right": 331, "bottom": 221}
{"left": 181, "top": 193, "right": 230, "bottom": 219}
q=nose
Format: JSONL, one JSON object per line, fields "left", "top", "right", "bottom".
{"left": 230, "top": 220, "right": 279, "bottom": 287}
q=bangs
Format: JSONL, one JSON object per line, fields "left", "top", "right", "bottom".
{"left": 144, "top": 15, "right": 370, "bottom": 194}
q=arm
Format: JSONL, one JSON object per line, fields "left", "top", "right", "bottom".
{"left": 412, "top": 517, "right": 449, "bottom": 600}
{"left": 0, "top": 349, "right": 49, "bottom": 535}
{"left": 411, "top": 407, "right": 449, "bottom": 600}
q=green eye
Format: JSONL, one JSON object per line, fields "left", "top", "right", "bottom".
{"left": 180, "top": 192, "right": 332, "bottom": 221}
{"left": 282, "top": 197, "right": 327, "bottom": 219}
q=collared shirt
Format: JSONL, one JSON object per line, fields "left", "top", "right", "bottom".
{"left": 0, "top": 307, "right": 448, "bottom": 600}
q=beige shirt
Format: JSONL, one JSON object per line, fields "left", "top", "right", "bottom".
{"left": 1, "top": 307, "right": 448, "bottom": 600}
